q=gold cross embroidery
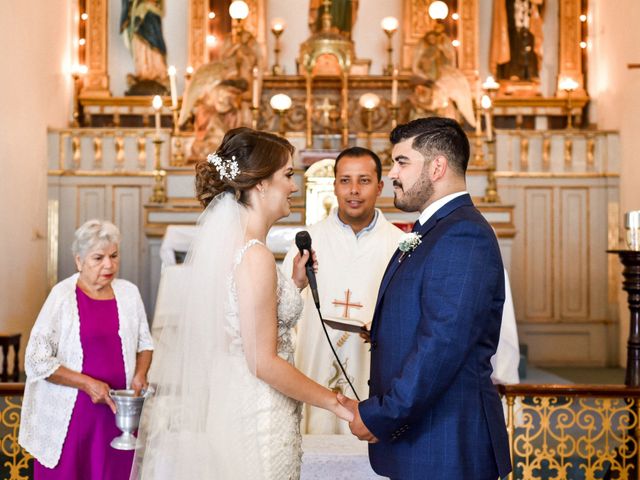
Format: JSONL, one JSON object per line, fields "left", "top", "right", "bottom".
{"left": 332, "top": 289, "right": 363, "bottom": 319}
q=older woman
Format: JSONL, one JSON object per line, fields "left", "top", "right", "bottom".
{"left": 19, "top": 219, "right": 154, "bottom": 479}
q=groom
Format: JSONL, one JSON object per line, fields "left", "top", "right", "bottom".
{"left": 338, "top": 117, "right": 512, "bottom": 479}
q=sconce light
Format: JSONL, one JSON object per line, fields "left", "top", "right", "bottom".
{"left": 270, "top": 93, "right": 292, "bottom": 136}
{"left": 359, "top": 93, "right": 381, "bottom": 149}
{"left": 380, "top": 16, "right": 399, "bottom": 76}
{"left": 428, "top": 1, "right": 449, "bottom": 20}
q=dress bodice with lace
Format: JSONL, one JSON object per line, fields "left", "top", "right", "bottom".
{"left": 226, "top": 239, "right": 304, "bottom": 479}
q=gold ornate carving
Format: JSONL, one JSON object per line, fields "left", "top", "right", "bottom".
{"left": 93, "top": 134, "right": 103, "bottom": 169}
{"left": 83, "top": 0, "right": 109, "bottom": 96}
{"left": 115, "top": 135, "right": 125, "bottom": 170}
{"left": 72, "top": 135, "right": 81, "bottom": 169}
{"left": 520, "top": 136, "right": 529, "bottom": 171}
{"left": 542, "top": 135, "right": 551, "bottom": 171}
{"left": 188, "top": 0, "right": 207, "bottom": 70}
{"left": 558, "top": 0, "right": 584, "bottom": 91}
{"left": 503, "top": 389, "right": 640, "bottom": 480}
{"left": 0, "top": 395, "right": 32, "bottom": 480}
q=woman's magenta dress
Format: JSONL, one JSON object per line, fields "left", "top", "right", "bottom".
{"left": 34, "top": 287, "right": 134, "bottom": 479}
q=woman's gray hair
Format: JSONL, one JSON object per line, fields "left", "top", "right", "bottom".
{"left": 72, "top": 219, "right": 121, "bottom": 260}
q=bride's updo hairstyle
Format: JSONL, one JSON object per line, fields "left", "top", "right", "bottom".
{"left": 195, "top": 127, "right": 295, "bottom": 207}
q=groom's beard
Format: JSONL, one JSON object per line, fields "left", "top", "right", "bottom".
{"left": 393, "top": 173, "right": 434, "bottom": 213}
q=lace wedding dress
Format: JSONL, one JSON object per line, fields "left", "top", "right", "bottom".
{"left": 133, "top": 194, "right": 306, "bottom": 480}
{"left": 226, "top": 239, "right": 305, "bottom": 479}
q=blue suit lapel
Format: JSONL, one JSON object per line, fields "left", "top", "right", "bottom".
{"left": 370, "top": 194, "right": 474, "bottom": 342}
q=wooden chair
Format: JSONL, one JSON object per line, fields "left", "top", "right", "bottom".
{"left": 0, "top": 333, "right": 20, "bottom": 382}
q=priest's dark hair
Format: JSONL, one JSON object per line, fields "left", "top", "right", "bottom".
{"left": 334, "top": 146, "right": 382, "bottom": 181}
{"left": 390, "top": 117, "right": 470, "bottom": 176}
{"left": 195, "top": 127, "right": 295, "bottom": 207}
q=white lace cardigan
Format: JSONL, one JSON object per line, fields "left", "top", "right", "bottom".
{"left": 18, "top": 273, "right": 154, "bottom": 468}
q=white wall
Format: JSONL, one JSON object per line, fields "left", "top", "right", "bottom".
{"left": 0, "top": 2, "right": 73, "bottom": 366}
{"left": 588, "top": 0, "right": 640, "bottom": 366}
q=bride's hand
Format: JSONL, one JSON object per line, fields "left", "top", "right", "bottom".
{"left": 291, "top": 248, "right": 318, "bottom": 289}
{"left": 332, "top": 394, "right": 355, "bottom": 422}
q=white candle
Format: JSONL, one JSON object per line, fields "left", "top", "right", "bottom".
{"left": 475, "top": 106, "right": 482, "bottom": 136}
{"left": 391, "top": 68, "right": 398, "bottom": 106}
{"left": 152, "top": 95, "right": 163, "bottom": 136}
{"left": 168, "top": 65, "right": 178, "bottom": 108}
{"left": 481, "top": 95, "right": 493, "bottom": 142}
{"left": 252, "top": 66, "right": 260, "bottom": 109}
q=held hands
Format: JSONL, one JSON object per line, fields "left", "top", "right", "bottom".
{"left": 337, "top": 393, "right": 379, "bottom": 443}
{"left": 291, "top": 248, "right": 318, "bottom": 290}
{"left": 83, "top": 376, "right": 117, "bottom": 413}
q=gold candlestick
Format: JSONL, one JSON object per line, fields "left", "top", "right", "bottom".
{"left": 149, "top": 137, "right": 167, "bottom": 204}
{"left": 251, "top": 106, "right": 259, "bottom": 130}
{"left": 390, "top": 105, "right": 399, "bottom": 129}
{"left": 482, "top": 139, "right": 500, "bottom": 203}
{"left": 271, "top": 19, "right": 285, "bottom": 75}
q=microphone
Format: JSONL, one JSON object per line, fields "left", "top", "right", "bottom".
{"left": 295, "top": 231, "right": 320, "bottom": 309}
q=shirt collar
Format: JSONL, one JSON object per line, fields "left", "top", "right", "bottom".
{"left": 334, "top": 208, "right": 379, "bottom": 238}
{"left": 418, "top": 191, "right": 468, "bottom": 226}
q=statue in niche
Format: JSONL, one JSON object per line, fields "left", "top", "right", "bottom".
{"left": 411, "top": 24, "right": 476, "bottom": 128}
{"left": 490, "top": 0, "right": 544, "bottom": 81}
{"left": 308, "top": 0, "right": 359, "bottom": 38}
{"left": 120, "top": 0, "right": 169, "bottom": 95}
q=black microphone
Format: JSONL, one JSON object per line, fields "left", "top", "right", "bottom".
{"left": 295, "top": 231, "right": 320, "bottom": 309}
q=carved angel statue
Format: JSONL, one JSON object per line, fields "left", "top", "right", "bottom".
{"left": 178, "top": 63, "right": 250, "bottom": 161}
{"left": 178, "top": 30, "right": 263, "bottom": 160}
{"left": 412, "top": 25, "right": 476, "bottom": 128}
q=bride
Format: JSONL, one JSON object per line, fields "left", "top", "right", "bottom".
{"left": 132, "top": 128, "right": 353, "bottom": 479}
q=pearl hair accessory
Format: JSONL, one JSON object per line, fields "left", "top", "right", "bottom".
{"left": 207, "top": 152, "right": 241, "bottom": 181}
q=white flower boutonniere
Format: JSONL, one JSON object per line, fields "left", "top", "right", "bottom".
{"left": 398, "top": 232, "right": 421, "bottom": 262}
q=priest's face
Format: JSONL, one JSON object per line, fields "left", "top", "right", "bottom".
{"left": 389, "top": 138, "right": 435, "bottom": 212}
{"left": 334, "top": 155, "right": 383, "bottom": 226}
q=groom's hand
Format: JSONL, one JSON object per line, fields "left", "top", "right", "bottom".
{"left": 337, "top": 393, "right": 379, "bottom": 443}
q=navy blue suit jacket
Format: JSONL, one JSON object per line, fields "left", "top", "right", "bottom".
{"left": 359, "top": 194, "right": 512, "bottom": 480}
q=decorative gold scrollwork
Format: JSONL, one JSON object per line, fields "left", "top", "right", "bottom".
{"left": 507, "top": 392, "right": 640, "bottom": 480}
{"left": 0, "top": 396, "right": 32, "bottom": 480}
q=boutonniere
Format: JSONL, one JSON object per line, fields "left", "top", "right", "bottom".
{"left": 398, "top": 232, "right": 422, "bottom": 262}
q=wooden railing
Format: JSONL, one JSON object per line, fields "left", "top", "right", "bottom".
{"left": 4, "top": 382, "right": 640, "bottom": 479}
{"left": 500, "top": 384, "right": 640, "bottom": 480}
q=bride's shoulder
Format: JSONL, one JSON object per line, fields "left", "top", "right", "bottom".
{"left": 235, "top": 240, "right": 276, "bottom": 276}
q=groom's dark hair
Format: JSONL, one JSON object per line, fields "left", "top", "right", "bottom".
{"left": 390, "top": 117, "right": 470, "bottom": 176}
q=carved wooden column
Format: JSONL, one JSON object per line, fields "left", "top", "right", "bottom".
{"left": 83, "top": 0, "right": 110, "bottom": 96}
{"left": 608, "top": 250, "right": 640, "bottom": 387}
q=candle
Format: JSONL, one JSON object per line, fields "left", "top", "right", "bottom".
{"left": 252, "top": 66, "right": 260, "bottom": 109}
{"left": 481, "top": 95, "right": 492, "bottom": 142}
{"left": 152, "top": 95, "right": 163, "bottom": 136}
{"left": 168, "top": 65, "right": 177, "bottom": 108}
{"left": 391, "top": 68, "right": 398, "bottom": 106}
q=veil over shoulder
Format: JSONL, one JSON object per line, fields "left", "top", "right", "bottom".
{"left": 131, "top": 192, "right": 264, "bottom": 479}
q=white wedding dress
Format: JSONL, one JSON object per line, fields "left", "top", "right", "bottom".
{"left": 133, "top": 194, "right": 306, "bottom": 480}
{"left": 226, "top": 239, "right": 304, "bottom": 479}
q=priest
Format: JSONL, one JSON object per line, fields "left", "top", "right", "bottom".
{"left": 283, "top": 147, "right": 403, "bottom": 434}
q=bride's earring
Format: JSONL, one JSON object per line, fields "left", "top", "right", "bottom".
{"left": 260, "top": 188, "right": 266, "bottom": 199}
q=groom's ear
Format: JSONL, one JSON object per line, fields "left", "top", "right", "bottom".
{"left": 430, "top": 155, "right": 448, "bottom": 181}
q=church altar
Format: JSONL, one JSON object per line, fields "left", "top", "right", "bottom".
{"left": 300, "top": 435, "right": 378, "bottom": 479}
{"left": 46, "top": 0, "right": 621, "bottom": 370}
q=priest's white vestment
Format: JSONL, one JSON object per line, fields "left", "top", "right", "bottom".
{"left": 283, "top": 209, "right": 403, "bottom": 434}
{"left": 283, "top": 210, "right": 520, "bottom": 434}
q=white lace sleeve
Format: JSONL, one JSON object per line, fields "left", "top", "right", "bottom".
{"left": 135, "top": 289, "right": 154, "bottom": 352}
{"left": 24, "top": 290, "right": 63, "bottom": 382}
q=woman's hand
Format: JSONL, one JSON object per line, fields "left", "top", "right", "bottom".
{"left": 131, "top": 373, "right": 149, "bottom": 397}
{"left": 83, "top": 376, "right": 117, "bottom": 413}
{"left": 291, "top": 248, "right": 318, "bottom": 290}
{"left": 331, "top": 393, "right": 355, "bottom": 422}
